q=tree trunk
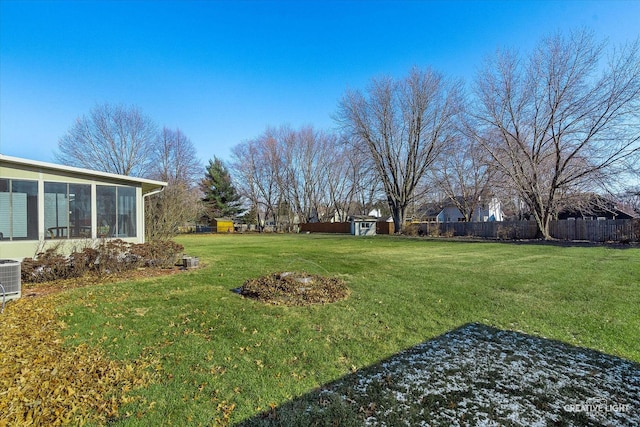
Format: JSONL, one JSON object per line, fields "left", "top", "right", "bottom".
{"left": 532, "top": 208, "right": 553, "bottom": 240}
{"left": 390, "top": 202, "right": 406, "bottom": 234}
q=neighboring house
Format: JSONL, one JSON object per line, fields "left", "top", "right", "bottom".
{"left": 436, "top": 205, "right": 467, "bottom": 223}
{"left": 368, "top": 208, "right": 383, "bottom": 218}
{"left": 557, "top": 195, "right": 637, "bottom": 220}
{"left": 0, "top": 154, "right": 167, "bottom": 260}
{"left": 434, "top": 196, "right": 504, "bottom": 223}
{"left": 419, "top": 202, "right": 444, "bottom": 222}
{"left": 328, "top": 209, "right": 348, "bottom": 223}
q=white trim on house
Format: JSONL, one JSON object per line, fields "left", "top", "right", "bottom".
{"left": 0, "top": 154, "right": 166, "bottom": 194}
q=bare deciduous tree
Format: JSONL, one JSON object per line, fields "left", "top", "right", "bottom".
{"left": 472, "top": 30, "right": 640, "bottom": 239}
{"left": 231, "top": 130, "right": 283, "bottom": 231}
{"left": 145, "top": 182, "right": 202, "bottom": 240}
{"left": 152, "top": 128, "right": 202, "bottom": 186}
{"left": 56, "top": 103, "right": 157, "bottom": 177}
{"left": 231, "top": 125, "right": 371, "bottom": 230}
{"left": 145, "top": 128, "right": 203, "bottom": 240}
{"left": 278, "top": 126, "right": 340, "bottom": 223}
{"left": 619, "top": 187, "right": 640, "bottom": 215}
{"left": 326, "top": 137, "right": 373, "bottom": 221}
{"left": 338, "top": 67, "right": 463, "bottom": 233}
{"left": 431, "top": 134, "right": 496, "bottom": 221}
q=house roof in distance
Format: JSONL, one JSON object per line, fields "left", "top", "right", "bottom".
{"left": 0, "top": 154, "right": 167, "bottom": 194}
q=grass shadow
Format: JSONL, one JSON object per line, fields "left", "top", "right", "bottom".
{"left": 236, "top": 323, "right": 640, "bottom": 426}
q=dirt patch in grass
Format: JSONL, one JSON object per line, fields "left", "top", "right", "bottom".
{"left": 238, "top": 272, "right": 350, "bottom": 306}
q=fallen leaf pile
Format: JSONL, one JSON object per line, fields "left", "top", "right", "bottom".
{"left": 239, "top": 272, "right": 350, "bottom": 306}
{"left": 0, "top": 293, "right": 156, "bottom": 426}
{"left": 22, "top": 266, "right": 187, "bottom": 299}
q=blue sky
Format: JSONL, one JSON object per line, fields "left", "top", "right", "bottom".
{"left": 1, "top": 0, "right": 639, "bottom": 167}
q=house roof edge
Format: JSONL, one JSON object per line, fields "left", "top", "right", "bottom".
{"left": 0, "top": 154, "right": 167, "bottom": 193}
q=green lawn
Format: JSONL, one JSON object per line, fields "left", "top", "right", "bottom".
{"left": 58, "top": 234, "right": 640, "bottom": 425}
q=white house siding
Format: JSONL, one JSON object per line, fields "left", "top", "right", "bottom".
{"left": 437, "top": 198, "right": 504, "bottom": 223}
{"left": 437, "top": 206, "right": 465, "bottom": 222}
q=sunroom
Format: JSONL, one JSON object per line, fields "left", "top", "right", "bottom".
{"left": 0, "top": 154, "right": 167, "bottom": 260}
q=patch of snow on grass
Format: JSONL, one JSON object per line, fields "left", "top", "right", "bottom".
{"left": 316, "top": 323, "right": 640, "bottom": 426}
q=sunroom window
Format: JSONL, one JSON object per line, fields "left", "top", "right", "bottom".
{"left": 44, "top": 182, "right": 92, "bottom": 239}
{"left": 96, "top": 185, "right": 137, "bottom": 238}
{"left": 0, "top": 178, "right": 39, "bottom": 240}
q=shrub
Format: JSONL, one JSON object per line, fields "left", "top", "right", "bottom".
{"left": 401, "top": 224, "right": 420, "bottom": 236}
{"left": 440, "top": 228, "right": 455, "bottom": 238}
{"left": 21, "top": 248, "right": 73, "bottom": 283}
{"left": 422, "top": 224, "right": 454, "bottom": 238}
{"left": 94, "top": 239, "right": 135, "bottom": 274}
{"left": 68, "top": 247, "right": 99, "bottom": 277}
{"left": 20, "top": 239, "right": 185, "bottom": 283}
{"left": 130, "top": 240, "right": 184, "bottom": 268}
{"left": 497, "top": 223, "right": 517, "bottom": 240}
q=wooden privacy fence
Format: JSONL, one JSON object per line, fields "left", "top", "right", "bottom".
{"left": 300, "top": 219, "right": 639, "bottom": 241}
{"left": 376, "top": 221, "right": 394, "bottom": 235}
{"left": 299, "top": 221, "right": 395, "bottom": 234}
{"left": 549, "top": 219, "right": 639, "bottom": 241}
{"left": 416, "top": 221, "right": 538, "bottom": 239}
{"left": 415, "top": 219, "right": 639, "bottom": 242}
{"left": 299, "top": 222, "right": 351, "bottom": 234}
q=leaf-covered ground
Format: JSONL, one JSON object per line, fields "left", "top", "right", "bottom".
{"left": 0, "top": 279, "right": 167, "bottom": 426}
{"left": 22, "top": 266, "right": 187, "bottom": 298}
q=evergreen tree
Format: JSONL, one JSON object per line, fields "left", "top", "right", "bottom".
{"left": 200, "top": 157, "right": 243, "bottom": 220}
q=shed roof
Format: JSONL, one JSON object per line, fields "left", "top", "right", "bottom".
{"left": 349, "top": 215, "right": 378, "bottom": 221}
{"left": 0, "top": 154, "right": 167, "bottom": 194}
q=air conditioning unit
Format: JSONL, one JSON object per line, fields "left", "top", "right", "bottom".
{"left": 0, "top": 259, "right": 21, "bottom": 301}
{"left": 182, "top": 256, "right": 199, "bottom": 269}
